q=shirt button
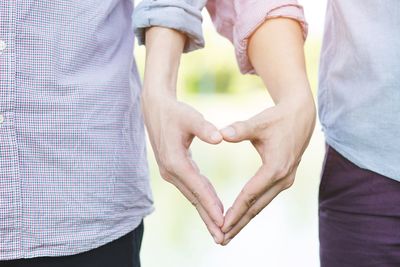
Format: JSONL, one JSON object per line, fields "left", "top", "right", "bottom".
{"left": 0, "top": 40, "right": 7, "bottom": 53}
{"left": 0, "top": 114, "right": 4, "bottom": 124}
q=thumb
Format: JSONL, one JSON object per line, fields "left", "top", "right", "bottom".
{"left": 191, "top": 117, "right": 223, "bottom": 145}
{"left": 220, "top": 120, "right": 255, "bottom": 143}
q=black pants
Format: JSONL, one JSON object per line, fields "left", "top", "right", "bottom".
{"left": 1, "top": 222, "right": 144, "bottom": 267}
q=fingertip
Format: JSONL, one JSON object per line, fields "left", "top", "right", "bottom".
{"left": 212, "top": 234, "right": 218, "bottom": 244}
{"left": 210, "top": 131, "right": 223, "bottom": 144}
{"left": 214, "top": 215, "right": 224, "bottom": 228}
{"left": 193, "top": 119, "right": 222, "bottom": 144}
{"left": 220, "top": 126, "right": 236, "bottom": 140}
{"left": 212, "top": 231, "right": 224, "bottom": 245}
{"left": 221, "top": 238, "right": 232, "bottom": 246}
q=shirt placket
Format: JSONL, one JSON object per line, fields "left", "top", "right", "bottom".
{"left": 0, "top": 0, "right": 22, "bottom": 258}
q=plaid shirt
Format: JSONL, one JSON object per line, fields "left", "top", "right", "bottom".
{"left": 0, "top": 0, "right": 306, "bottom": 260}
{"left": 0, "top": 0, "right": 153, "bottom": 260}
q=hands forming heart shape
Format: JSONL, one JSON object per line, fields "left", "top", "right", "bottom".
{"left": 142, "top": 94, "right": 315, "bottom": 246}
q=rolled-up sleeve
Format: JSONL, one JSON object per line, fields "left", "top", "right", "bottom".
{"left": 206, "top": 0, "right": 308, "bottom": 74}
{"left": 133, "top": 0, "right": 207, "bottom": 53}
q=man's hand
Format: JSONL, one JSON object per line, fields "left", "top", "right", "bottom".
{"left": 142, "top": 26, "right": 224, "bottom": 244}
{"left": 219, "top": 18, "right": 316, "bottom": 245}
{"left": 220, "top": 96, "right": 315, "bottom": 245}
{"left": 142, "top": 93, "right": 225, "bottom": 244}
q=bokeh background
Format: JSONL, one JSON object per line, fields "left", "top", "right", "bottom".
{"left": 134, "top": 1, "right": 328, "bottom": 266}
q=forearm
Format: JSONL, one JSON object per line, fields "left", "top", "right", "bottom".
{"left": 220, "top": 19, "right": 316, "bottom": 244}
{"left": 142, "top": 27, "right": 186, "bottom": 99}
{"left": 248, "top": 18, "right": 312, "bottom": 105}
{"left": 140, "top": 27, "right": 225, "bottom": 244}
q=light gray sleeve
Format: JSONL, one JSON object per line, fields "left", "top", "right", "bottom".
{"left": 133, "top": 0, "right": 207, "bottom": 53}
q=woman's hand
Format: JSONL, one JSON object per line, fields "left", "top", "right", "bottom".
{"left": 219, "top": 17, "right": 316, "bottom": 245}
{"left": 220, "top": 95, "right": 316, "bottom": 245}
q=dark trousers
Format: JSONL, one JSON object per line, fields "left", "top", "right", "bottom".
{"left": 1, "top": 222, "right": 144, "bottom": 267}
{"left": 319, "top": 146, "right": 400, "bottom": 267}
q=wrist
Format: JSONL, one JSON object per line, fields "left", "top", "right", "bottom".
{"left": 142, "top": 26, "right": 185, "bottom": 102}
{"left": 142, "top": 81, "right": 177, "bottom": 96}
{"left": 141, "top": 85, "right": 177, "bottom": 108}
{"left": 276, "top": 86, "right": 316, "bottom": 116}
{"left": 267, "top": 74, "right": 310, "bottom": 103}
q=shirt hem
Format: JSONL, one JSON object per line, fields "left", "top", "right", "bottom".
{"left": 325, "top": 136, "right": 400, "bottom": 182}
{"left": 0, "top": 206, "right": 155, "bottom": 261}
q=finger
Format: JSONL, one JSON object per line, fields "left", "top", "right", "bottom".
{"left": 203, "top": 174, "right": 224, "bottom": 214}
{"left": 220, "top": 120, "right": 255, "bottom": 143}
{"left": 175, "top": 161, "right": 224, "bottom": 227}
{"left": 222, "top": 177, "right": 290, "bottom": 246}
{"left": 196, "top": 198, "right": 224, "bottom": 244}
{"left": 186, "top": 172, "right": 225, "bottom": 227}
{"left": 172, "top": 177, "right": 224, "bottom": 244}
{"left": 220, "top": 108, "right": 276, "bottom": 143}
{"left": 186, "top": 114, "right": 222, "bottom": 144}
{"left": 188, "top": 157, "right": 224, "bottom": 212}
{"left": 221, "top": 166, "right": 274, "bottom": 233}
{"left": 188, "top": 156, "right": 200, "bottom": 173}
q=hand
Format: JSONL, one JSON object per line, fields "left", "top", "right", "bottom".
{"left": 220, "top": 96, "right": 316, "bottom": 245}
{"left": 141, "top": 92, "right": 225, "bottom": 244}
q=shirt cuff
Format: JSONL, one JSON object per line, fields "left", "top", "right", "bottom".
{"left": 133, "top": 0, "right": 205, "bottom": 53}
{"left": 234, "top": 2, "right": 308, "bottom": 74}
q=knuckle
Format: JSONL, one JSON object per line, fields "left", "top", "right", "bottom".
{"left": 190, "top": 197, "right": 199, "bottom": 207}
{"left": 248, "top": 208, "right": 261, "bottom": 219}
{"left": 282, "top": 176, "right": 295, "bottom": 190}
{"left": 162, "top": 157, "right": 180, "bottom": 175}
{"left": 277, "top": 165, "right": 290, "bottom": 178}
{"left": 191, "top": 190, "right": 201, "bottom": 200}
{"left": 159, "top": 168, "right": 174, "bottom": 183}
{"left": 270, "top": 163, "right": 293, "bottom": 181}
{"left": 241, "top": 190, "right": 258, "bottom": 209}
{"left": 192, "top": 182, "right": 209, "bottom": 202}
{"left": 254, "top": 120, "right": 269, "bottom": 133}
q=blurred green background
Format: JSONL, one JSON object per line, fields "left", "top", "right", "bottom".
{"left": 134, "top": 2, "right": 327, "bottom": 266}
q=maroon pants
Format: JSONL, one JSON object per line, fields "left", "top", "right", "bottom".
{"left": 319, "top": 146, "right": 400, "bottom": 267}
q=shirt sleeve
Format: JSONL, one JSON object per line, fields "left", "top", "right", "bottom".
{"left": 133, "top": 0, "right": 207, "bottom": 53}
{"left": 206, "top": 0, "right": 308, "bottom": 74}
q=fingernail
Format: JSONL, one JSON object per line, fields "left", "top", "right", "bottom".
{"left": 221, "top": 126, "right": 236, "bottom": 138}
{"left": 211, "top": 131, "right": 222, "bottom": 142}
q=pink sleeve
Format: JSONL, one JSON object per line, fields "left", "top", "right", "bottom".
{"left": 206, "top": 0, "right": 308, "bottom": 74}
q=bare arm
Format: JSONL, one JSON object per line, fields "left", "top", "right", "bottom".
{"left": 220, "top": 18, "right": 316, "bottom": 245}
{"left": 141, "top": 27, "right": 225, "bottom": 244}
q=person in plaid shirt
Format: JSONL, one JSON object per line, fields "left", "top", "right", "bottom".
{"left": 0, "top": 0, "right": 312, "bottom": 266}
